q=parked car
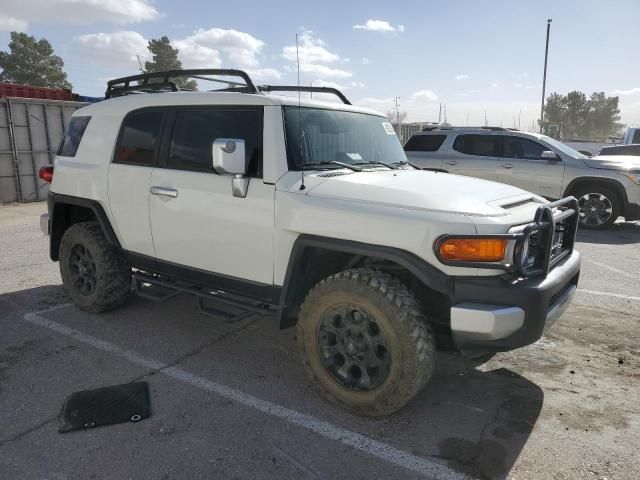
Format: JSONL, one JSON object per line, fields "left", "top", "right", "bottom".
{"left": 405, "top": 126, "right": 640, "bottom": 229}
{"left": 39, "top": 69, "right": 580, "bottom": 415}
{"left": 599, "top": 144, "right": 640, "bottom": 156}
{"left": 622, "top": 127, "right": 640, "bottom": 145}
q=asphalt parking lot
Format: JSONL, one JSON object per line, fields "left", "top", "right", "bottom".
{"left": 1, "top": 202, "right": 639, "bottom": 480}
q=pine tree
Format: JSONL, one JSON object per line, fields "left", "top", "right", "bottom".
{"left": 144, "top": 36, "right": 197, "bottom": 90}
{"left": 0, "top": 32, "right": 71, "bottom": 89}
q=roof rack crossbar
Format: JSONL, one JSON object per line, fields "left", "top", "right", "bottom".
{"left": 105, "top": 69, "right": 258, "bottom": 98}
{"left": 258, "top": 85, "right": 351, "bottom": 105}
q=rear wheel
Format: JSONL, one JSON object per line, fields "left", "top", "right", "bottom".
{"left": 573, "top": 185, "right": 621, "bottom": 229}
{"left": 59, "top": 222, "right": 131, "bottom": 313}
{"left": 297, "top": 268, "right": 436, "bottom": 416}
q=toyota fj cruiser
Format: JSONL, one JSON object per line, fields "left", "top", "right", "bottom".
{"left": 40, "top": 69, "right": 581, "bottom": 415}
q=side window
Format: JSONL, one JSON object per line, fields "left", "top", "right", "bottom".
{"left": 452, "top": 134, "right": 497, "bottom": 157}
{"left": 404, "top": 135, "right": 446, "bottom": 152}
{"left": 503, "top": 137, "right": 547, "bottom": 160}
{"left": 58, "top": 116, "right": 91, "bottom": 157}
{"left": 167, "top": 109, "right": 262, "bottom": 176}
{"left": 632, "top": 130, "right": 640, "bottom": 144}
{"left": 114, "top": 110, "right": 164, "bottom": 166}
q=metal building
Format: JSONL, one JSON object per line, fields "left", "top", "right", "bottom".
{"left": 0, "top": 97, "right": 87, "bottom": 203}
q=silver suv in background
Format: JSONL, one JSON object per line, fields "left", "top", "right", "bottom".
{"left": 405, "top": 127, "right": 640, "bottom": 229}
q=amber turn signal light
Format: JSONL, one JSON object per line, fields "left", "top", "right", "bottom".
{"left": 438, "top": 238, "right": 508, "bottom": 262}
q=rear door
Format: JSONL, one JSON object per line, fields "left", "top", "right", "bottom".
{"left": 107, "top": 108, "right": 165, "bottom": 257}
{"left": 446, "top": 134, "right": 499, "bottom": 181}
{"left": 498, "top": 135, "right": 564, "bottom": 198}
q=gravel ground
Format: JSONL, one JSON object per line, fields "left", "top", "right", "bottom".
{"left": 0, "top": 202, "right": 638, "bottom": 480}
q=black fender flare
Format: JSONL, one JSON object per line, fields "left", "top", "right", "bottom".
{"left": 48, "top": 192, "right": 120, "bottom": 261}
{"left": 275, "top": 234, "right": 453, "bottom": 328}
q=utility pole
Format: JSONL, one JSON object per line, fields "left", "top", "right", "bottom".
{"left": 540, "top": 19, "right": 552, "bottom": 133}
{"left": 444, "top": 104, "right": 447, "bottom": 123}
{"left": 393, "top": 96, "right": 401, "bottom": 132}
{"left": 466, "top": 112, "right": 469, "bottom": 126}
{"left": 484, "top": 111, "right": 488, "bottom": 126}
{"left": 438, "top": 103, "right": 442, "bottom": 123}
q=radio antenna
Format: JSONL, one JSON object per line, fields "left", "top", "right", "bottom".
{"left": 296, "top": 33, "right": 306, "bottom": 191}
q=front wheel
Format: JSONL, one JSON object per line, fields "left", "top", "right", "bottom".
{"left": 574, "top": 185, "right": 621, "bottom": 229}
{"left": 297, "top": 269, "right": 436, "bottom": 416}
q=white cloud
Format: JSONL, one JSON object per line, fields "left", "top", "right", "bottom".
{"left": 178, "top": 28, "right": 265, "bottom": 68}
{"left": 312, "top": 79, "right": 364, "bottom": 89}
{"left": 282, "top": 31, "right": 339, "bottom": 64}
{"left": 246, "top": 68, "right": 281, "bottom": 81}
{"left": 361, "top": 58, "right": 371, "bottom": 65}
{"left": 1, "top": 0, "right": 160, "bottom": 26}
{"left": 455, "top": 74, "right": 469, "bottom": 81}
{"left": 353, "top": 19, "right": 404, "bottom": 33}
{"left": 74, "top": 31, "right": 150, "bottom": 67}
{"left": 412, "top": 90, "right": 438, "bottom": 101}
{"left": 0, "top": 14, "right": 28, "bottom": 32}
{"left": 611, "top": 87, "right": 640, "bottom": 96}
{"left": 282, "top": 31, "right": 352, "bottom": 80}
{"left": 514, "top": 82, "right": 537, "bottom": 89}
{"left": 491, "top": 82, "right": 499, "bottom": 88}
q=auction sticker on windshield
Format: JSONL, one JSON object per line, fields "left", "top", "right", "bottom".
{"left": 382, "top": 122, "right": 396, "bottom": 134}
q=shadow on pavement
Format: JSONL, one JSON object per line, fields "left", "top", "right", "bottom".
{"left": 1, "top": 285, "right": 543, "bottom": 480}
{"left": 576, "top": 220, "right": 640, "bottom": 245}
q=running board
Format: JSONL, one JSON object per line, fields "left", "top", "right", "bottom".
{"left": 132, "top": 271, "right": 274, "bottom": 323}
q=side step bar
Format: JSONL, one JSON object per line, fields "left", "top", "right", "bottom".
{"left": 132, "top": 271, "right": 274, "bottom": 323}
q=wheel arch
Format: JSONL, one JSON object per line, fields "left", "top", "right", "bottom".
{"left": 275, "top": 234, "right": 452, "bottom": 329}
{"left": 563, "top": 176, "right": 628, "bottom": 205}
{"left": 48, "top": 193, "right": 120, "bottom": 261}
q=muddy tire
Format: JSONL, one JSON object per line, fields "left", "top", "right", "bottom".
{"left": 297, "top": 268, "right": 436, "bottom": 416}
{"left": 59, "top": 221, "right": 131, "bottom": 313}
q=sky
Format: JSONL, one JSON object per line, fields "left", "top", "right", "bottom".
{"left": 1, "top": 0, "right": 640, "bottom": 130}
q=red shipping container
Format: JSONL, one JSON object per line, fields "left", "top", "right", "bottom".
{"left": 0, "top": 82, "right": 73, "bottom": 101}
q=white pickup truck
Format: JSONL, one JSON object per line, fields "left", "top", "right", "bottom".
{"left": 39, "top": 69, "right": 581, "bottom": 415}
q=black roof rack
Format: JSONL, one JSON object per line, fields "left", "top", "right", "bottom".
{"left": 105, "top": 69, "right": 259, "bottom": 99}
{"left": 257, "top": 85, "right": 351, "bottom": 105}
{"left": 104, "top": 69, "right": 352, "bottom": 105}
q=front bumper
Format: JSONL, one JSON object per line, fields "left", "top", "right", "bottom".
{"left": 449, "top": 250, "right": 580, "bottom": 353}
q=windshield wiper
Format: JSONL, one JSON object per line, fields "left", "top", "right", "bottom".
{"left": 353, "top": 161, "right": 397, "bottom": 170}
{"left": 312, "top": 161, "right": 362, "bottom": 172}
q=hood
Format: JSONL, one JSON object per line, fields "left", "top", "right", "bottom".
{"left": 584, "top": 155, "right": 640, "bottom": 171}
{"left": 300, "top": 169, "right": 545, "bottom": 217}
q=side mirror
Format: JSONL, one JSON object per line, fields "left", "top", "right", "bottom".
{"left": 541, "top": 150, "right": 560, "bottom": 161}
{"left": 212, "top": 139, "right": 249, "bottom": 198}
{"left": 212, "top": 138, "right": 246, "bottom": 175}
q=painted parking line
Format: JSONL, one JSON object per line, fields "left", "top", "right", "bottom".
{"left": 577, "top": 289, "right": 640, "bottom": 302}
{"left": 24, "top": 305, "right": 471, "bottom": 480}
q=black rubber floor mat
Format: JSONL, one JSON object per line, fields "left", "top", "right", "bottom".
{"left": 59, "top": 381, "right": 151, "bottom": 433}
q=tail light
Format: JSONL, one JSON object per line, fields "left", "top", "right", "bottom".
{"left": 39, "top": 165, "right": 54, "bottom": 183}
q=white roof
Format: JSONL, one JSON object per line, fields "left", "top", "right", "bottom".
{"left": 77, "top": 90, "right": 384, "bottom": 117}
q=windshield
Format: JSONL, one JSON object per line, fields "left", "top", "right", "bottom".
{"left": 538, "top": 134, "right": 587, "bottom": 159}
{"left": 283, "top": 107, "right": 408, "bottom": 169}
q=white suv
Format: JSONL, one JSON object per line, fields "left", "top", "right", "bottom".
{"left": 40, "top": 69, "right": 581, "bottom": 415}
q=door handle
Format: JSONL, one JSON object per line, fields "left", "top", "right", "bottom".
{"left": 499, "top": 163, "right": 513, "bottom": 169}
{"left": 150, "top": 186, "right": 178, "bottom": 198}
{"left": 444, "top": 160, "right": 458, "bottom": 166}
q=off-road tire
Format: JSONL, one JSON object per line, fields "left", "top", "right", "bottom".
{"left": 297, "top": 268, "right": 436, "bottom": 416}
{"left": 59, "top": 221, "right": 131, "bottom": 313}
{"left": 572, "top": 184, "right": 621, "bottom": 229}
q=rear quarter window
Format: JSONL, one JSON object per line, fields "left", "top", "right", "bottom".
{"left": 404, "top": 135, "right": 446, "bottom": 152}
{"left": 57, "top": 116, "right": 91, "bottom": 157}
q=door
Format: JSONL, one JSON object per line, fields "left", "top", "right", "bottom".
{"left": 148, "top": 107, "right": 275, "bottom": 285}
{"left": 498, "top": 135, "right": 565, "bottom": 198}
{"left": 446, "top": 134, "right": 499, "bottom": 181}
{"left": 107, "top": 109, "right": 165, "bottom": 257}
